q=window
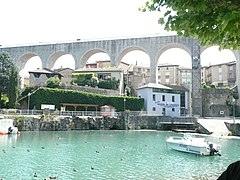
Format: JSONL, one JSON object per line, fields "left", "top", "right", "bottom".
{"left": 172, "top": 96, "right": 175, "bottom": 102}
{"left": 218, "top": 66, "right": 222, "bottom": 73}
{"left": 152, "top": 107, "right": 156, "bottom": 111}
{"left": 218, "top": 74, "right": 222, "bottom": 81}
{"left": 162, "top": 108, "right": 166, "bottom": 115}
{"left": 162, "top": 95, "right": 165, "bottom": 101}
{"left": 172, "top": 108, "right": 175, "bottom": 112}
{"left": 153, "top": 94, "right": 156, "bottom": 101}
{"left": 33, "top": 73, "right": 40, "bottom": 78}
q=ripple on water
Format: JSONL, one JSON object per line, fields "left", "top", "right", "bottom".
{"left": 0, "top": 131, "right": 239, "bottom": 179}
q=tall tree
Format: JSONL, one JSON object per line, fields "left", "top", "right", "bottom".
{"left": 0, "top": 53, "right": 20, "bottom": 108}
{"left": 140, "top": 0, "right": 240, "bottom": 50}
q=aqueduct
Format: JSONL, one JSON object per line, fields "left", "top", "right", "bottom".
{"left": 1, "top": 35, "right": 239, "bottom": 116}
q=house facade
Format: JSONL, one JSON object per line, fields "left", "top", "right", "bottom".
{"left": 74, "top": 67, "right": 124, "bottom": 95}
{"left": 137, "top": 83, "right": 187, "bottom": 117}
{"left": 201, "top": 61, "right": 236, "bottom": 87}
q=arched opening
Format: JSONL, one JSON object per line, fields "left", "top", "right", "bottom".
{"left": 118, "top": 49, "right": 150, "bottom": 96}
{"left": 85, "top": 52, "right": 111, "bottom": 68}
{"left": 52, "top": 54, "right": 75, "bottom": 70}
{"left": 121, "top": 50, "right": 150, "bottom": 67}
{"left": 19, "top": 55, "right": 42, "bottom": 88}
{"left": 157, "top": 47, "right": 191, "bottom": 86}
{"left": 201, "top": 46, "right": 236, "bottom": 66}
{"left": 201, "top": 46, "right": 236, "bottom": 88}
{"left": 48, "top": 52, "right": 75, "bottom": 70}
{"left": 200, "top": 46, "right": 237, "bottom": 117}
{"left": 75, "top": 51, "right": 123, "bottom": 94}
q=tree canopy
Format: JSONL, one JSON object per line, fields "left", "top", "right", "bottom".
{"left": 141, "top": 0, "right": 240, "bottom": 50}
{"left": 0, "top": 53, "right": 20, "bottom": 108}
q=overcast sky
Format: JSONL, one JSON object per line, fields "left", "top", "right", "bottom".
{"left": 1, "top": 0, "right": 236, "bottom": 74}
{"left": 0, "top": 0, "right": 166, "bottom": 45}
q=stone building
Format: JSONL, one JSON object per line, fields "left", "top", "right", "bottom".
{"left": 157, "top": 64, "right": 179, "bottom": 85}
{"left": 54, "top": 68, "right": 74, "bottom": 86}
{"left": 201, "top": 61, "right": 236, "bottom": 87}
{"left": 29, "top": 68, "right": 63, "bottom": 87}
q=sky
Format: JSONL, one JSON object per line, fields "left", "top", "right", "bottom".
{"left": 0, "top": 0, "right": 236, "bottom": 76}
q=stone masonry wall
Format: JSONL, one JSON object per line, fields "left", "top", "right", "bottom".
{"left": 11, "top": 114, "right": 196, "bottom": 131}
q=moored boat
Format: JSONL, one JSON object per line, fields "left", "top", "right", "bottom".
{"left": 0, "top": 118, "right": 19, "bottom": 135}
{"left": 166, "top": 135, "right": 221, "bottom": 156}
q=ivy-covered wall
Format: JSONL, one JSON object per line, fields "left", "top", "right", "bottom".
{"left": 28, "top": 88, "right": 144, "bottom": 111}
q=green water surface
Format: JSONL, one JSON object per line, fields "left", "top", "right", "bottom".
{"left": 0, "top": 131, "right": 239, "bottom": 180}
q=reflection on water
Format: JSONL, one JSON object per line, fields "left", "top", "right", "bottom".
{"left": 0, "top": 134, "right": 18, "bottom": 145}
{"left": 0, "top": 131, "right": 239, "bottom": 180}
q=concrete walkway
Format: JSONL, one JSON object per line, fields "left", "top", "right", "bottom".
{"left": 197, "top": 118, "right": 240, "bottom": 136}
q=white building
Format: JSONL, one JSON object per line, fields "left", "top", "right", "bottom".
{"left": 137, "top": 83, "right": 185, "bottom": 117}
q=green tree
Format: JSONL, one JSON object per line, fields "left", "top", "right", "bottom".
{"left": 90, "top": 76, "right": 99, "bottom": 87}
{"left": 141, "top": 0, "right": 240, "bottom": 50}
{"left": 46, "top": 76, "right": 61, "bottom": 88}
{"left": 0, "top": 53, "right": 20, "bottom": 108}
{"left": 72, "top": 73, "right": 95, "bottom": 86}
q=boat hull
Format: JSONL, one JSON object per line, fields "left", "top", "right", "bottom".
{"left": 0, "top": 118, "right": 19, "bottom": 135}
{"left": 166, "top": 136, "right": 221, "bottom": 156}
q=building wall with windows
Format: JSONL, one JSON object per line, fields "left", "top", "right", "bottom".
{"left": 137, "top": 83, "right": 181, "bottom": 117}
{"left": 157, "top": 64, "right": 179, "bottom": 85}
{"left": 201, "top": 61, "right": 236, "bottom": 87}
{"left": 179, "top": 67, "right": 192, "bottom": 86}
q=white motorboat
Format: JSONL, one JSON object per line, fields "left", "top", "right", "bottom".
{"left": 0, "top": 118, "right": 19, "bottom": 135}
{"left": 166, "top": 135, "right": 221, "bottom": 156}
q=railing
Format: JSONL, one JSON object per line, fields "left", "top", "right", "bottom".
{"left": 0, "top": 109, "right": 123, "bottom": 117}
{"left": 0, "top": 109, "right": 190, "bottom": 120}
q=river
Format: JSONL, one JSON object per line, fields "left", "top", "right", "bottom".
{"left": 0, "top": 130, "right": 239, "bottom": 180}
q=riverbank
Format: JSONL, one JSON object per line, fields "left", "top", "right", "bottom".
{"left": 6, "top": 113, "right": 197, "bottom": 131}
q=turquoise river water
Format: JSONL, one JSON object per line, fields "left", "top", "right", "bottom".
{"left": 0, "top": 130, "right": 239, "bottom": 180}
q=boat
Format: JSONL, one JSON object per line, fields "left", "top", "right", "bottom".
{"left": 166, "top": 135, "right": 221, "bottom": 156}
{"left": 0, "top": 118, "right": 19, "bottom": 135}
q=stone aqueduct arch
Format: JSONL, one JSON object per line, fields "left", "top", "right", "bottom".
{"left": 1, "top": 35, "right": 239, "bottom": 117}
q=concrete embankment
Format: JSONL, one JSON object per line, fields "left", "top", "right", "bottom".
{"left": 197, "top": 118, "right": 240, "bottom": 136}
{"left": 225, "top": 122, "right": 240, "bottom": 136}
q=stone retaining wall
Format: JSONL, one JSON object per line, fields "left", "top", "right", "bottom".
{"left": 11, "top": 113, "right": 197, "bottom": 131}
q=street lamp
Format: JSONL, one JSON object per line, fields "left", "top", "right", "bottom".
{"left": 232, "top": 98, "right": 235, "bottom": 124}
{"left": 123, "top": 98, "right": 126, "bottom": 111}
{"left": 28, "top": 93, "right": 31, "bottom": 114}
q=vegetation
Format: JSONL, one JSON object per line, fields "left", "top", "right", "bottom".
{"left": 202, "top": 83, "right": 216, "bottom": 89}
{"left": 141, "top": 0, "right": 240, "bottom": 50}
{"left": 72, "top": 73, "right": 96, "bottom": 87}
{"left": 98, "top": 79, "right": 119, "bottom": 90}
{"left": 46, "top": 77, "right": 61, "bottom": 88}
{"left": 0, "top": 53, "right": 20, "bottom": 108}
{"left": 21, "top": 87, "right": 144, "bottom": 112}
{"left": 72, "top": 73, "right": 119, "bottom": 90}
